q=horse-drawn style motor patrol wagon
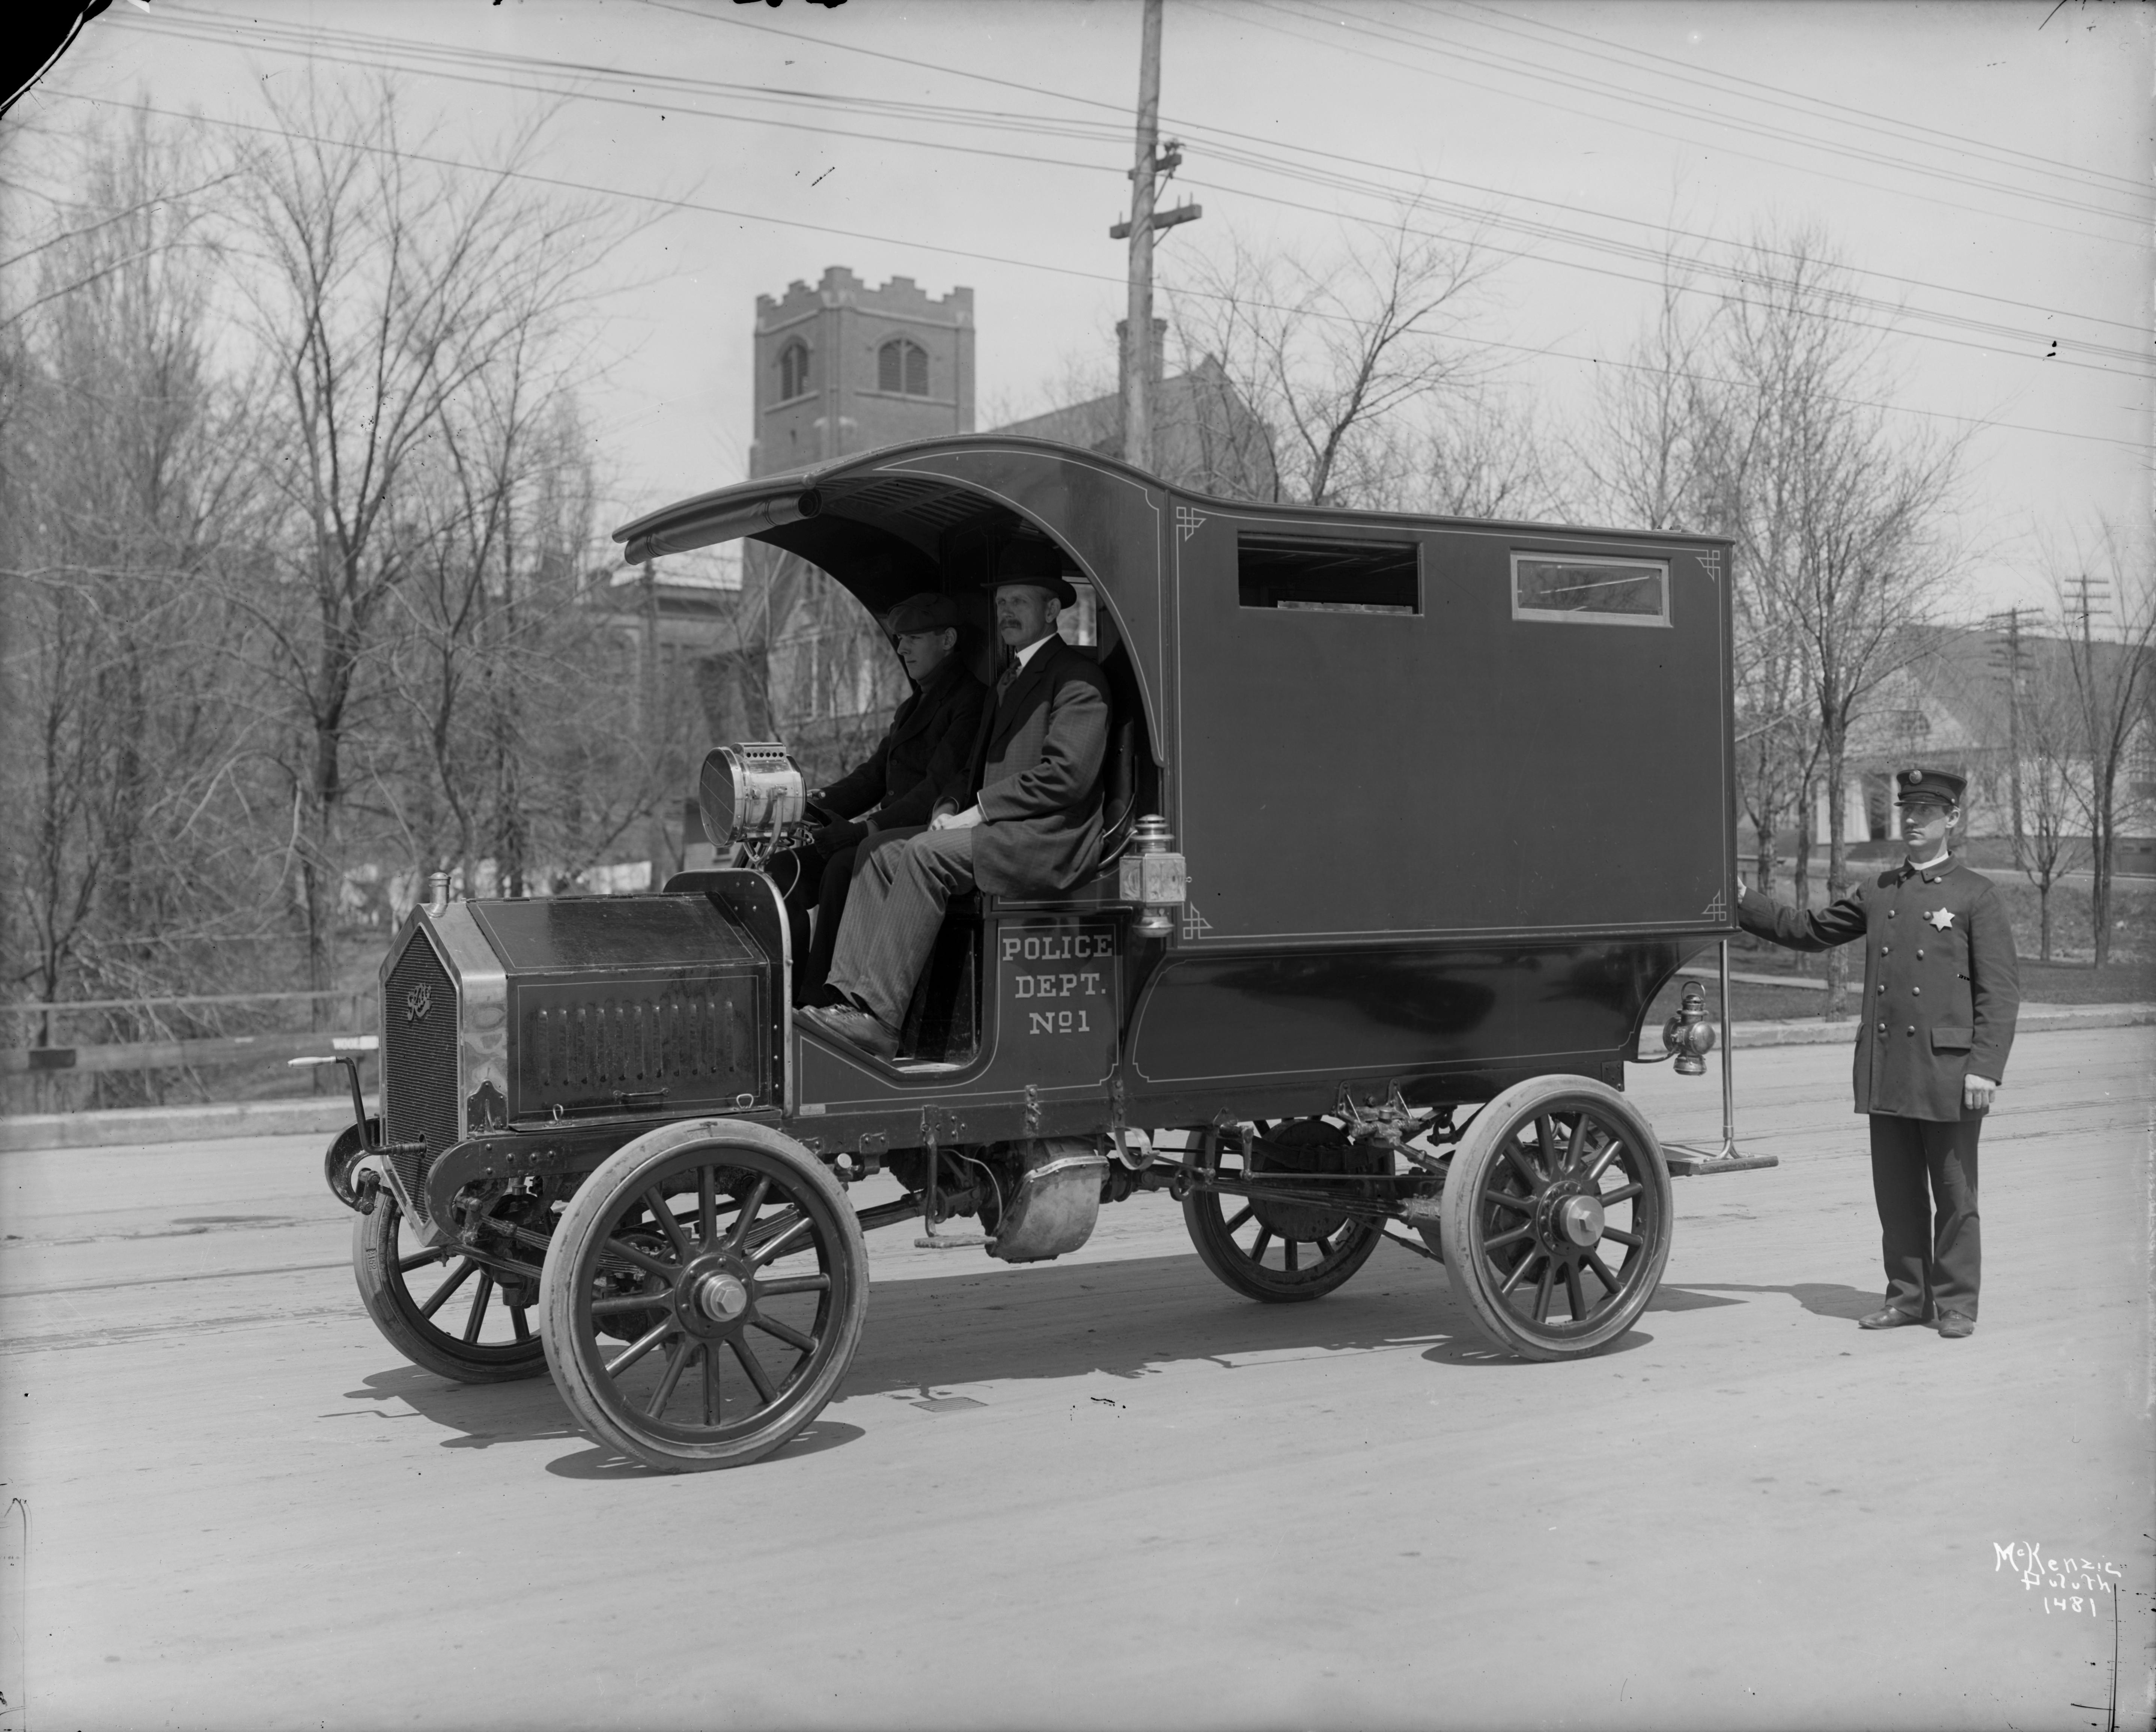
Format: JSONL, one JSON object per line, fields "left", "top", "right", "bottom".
{"left": 307, "top": 434, "right": 1757, "bottom": 1471}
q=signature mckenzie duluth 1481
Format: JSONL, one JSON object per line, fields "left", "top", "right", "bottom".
{"left": 302, "top": 433, "right": 1760, "bottom": 1471}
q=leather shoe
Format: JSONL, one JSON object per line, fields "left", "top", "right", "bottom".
{"left": 797, "top": 1003, "right": 899, "bottom": 1060}
{"left": 1937, "top": 1315, "right": 1975, "bottom": 1338}
{"left": 1857, "top": 1307, "right": 1927, "bottom": 1330}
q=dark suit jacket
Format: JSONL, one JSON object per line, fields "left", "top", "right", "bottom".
{"left": 815, "top": 654, "right": 986, "bottom": 845}
{"left": 1738, "top": 857, "right": 2020, "bottom": 1121}
{"left": 941, "top": 634, "right": 1112, "bottom": 897}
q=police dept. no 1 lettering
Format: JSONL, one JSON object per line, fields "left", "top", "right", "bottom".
{"left": 1003, "top": 929, "right": 1114, "bottom": 1036}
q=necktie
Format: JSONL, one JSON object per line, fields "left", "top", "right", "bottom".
{"left": 995, "top": 661, "right": 1017, "bottom": 699}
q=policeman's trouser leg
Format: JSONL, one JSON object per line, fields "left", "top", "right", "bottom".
{"left": 1867, "top": 1114, "right": 1982, "bottom": 1322}
{"left": 826, "top": 827, "right": 977, "bottom": 1031}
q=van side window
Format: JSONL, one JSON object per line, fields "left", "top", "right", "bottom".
{"left": 1512, "top": 554, "right": 1668, "bottom": 626}
{"left": 1237, "top": 535, "right": 1419, "bottom": 615}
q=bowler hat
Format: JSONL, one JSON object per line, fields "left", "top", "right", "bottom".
{"left": 986, "top": 537, "right": 1078, "bottom": 608}
{"left": 1894, "top": 767, "right": 1967, "bottom": 807}
{"left": 885, "top": 592, "right": 958, "bottom": 636}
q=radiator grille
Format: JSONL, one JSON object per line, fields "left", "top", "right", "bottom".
{"left": 381, "top": 931, "right": 459, "bottom": 1210}
{"left": 518, "top": 978, "right": 763, "bottom": 1118}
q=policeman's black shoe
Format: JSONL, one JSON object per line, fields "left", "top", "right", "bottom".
{"left": 1937, "top": 1315, "right": 1975, "bottom": 1338}
{"left": 1857, "top": 1307, "right": 1928, "bottom": 1330}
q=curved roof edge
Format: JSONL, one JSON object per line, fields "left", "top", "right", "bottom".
{"left": 610, "top": 433, "right": 1731, "bottom": 567}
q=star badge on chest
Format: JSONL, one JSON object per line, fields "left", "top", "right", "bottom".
{"left": 1924, "top": 907, "right": 1956, "bottom": 931}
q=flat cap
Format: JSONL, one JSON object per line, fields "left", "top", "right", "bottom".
{"left": 885, "top": 592, "right": 959, "bottom": 636}
{"left": 1894, "top": 767, "right": 1967, "bottom": 806}
{"left": 985, "top": 536, "right": 1077, "bottom": 607}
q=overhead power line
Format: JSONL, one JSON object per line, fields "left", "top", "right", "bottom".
{"left": 1442, "top": 0, "right": 2149, "bottom": 202}
{"left": 1207, "top": 0, "right": 2146, "bottom": 237}
{"left": 38, "top": 89, "right": 2154, "bottom": 460}
{"left": 102, "top": 5, "right": 2156, "bottom": 378}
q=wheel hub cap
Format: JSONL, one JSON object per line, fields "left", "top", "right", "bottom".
{"left": 1554, "top": 1193, "right": 1605, "bottom": 1248}
{"left": 691, "top": 1271, "right": 749, "bottom": 1322}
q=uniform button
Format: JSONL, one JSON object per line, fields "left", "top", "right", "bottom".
{"left": 1913, "top": 985, "right": 1921, "bottom": 996}
{"left": 1907, "top": 1025, "right": 1916, "bottom": 1035}
{"left": 1888, "top": 910, "right": 1896, "bottom": 919}
{"left": 1877, "top": 1022, "right": 1887, "bottom": 1033}
{"left": 1877, "top": 983, "right": 1886, "bottom": 994}
{"left": 1882, "top": 946, "right": 1890, "bottom": 955}
{"left": 1916, "top": 949, "right": 1925, "bottom": 959}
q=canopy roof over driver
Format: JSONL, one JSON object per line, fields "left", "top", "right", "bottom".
{"left": 614, "top": 436, "right": 1171, "bottom": 758}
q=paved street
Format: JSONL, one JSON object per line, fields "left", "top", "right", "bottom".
{"left": 2, "top": 1025, "right": 2150, "bottom": 1731}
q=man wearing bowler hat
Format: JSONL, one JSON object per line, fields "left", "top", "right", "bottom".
{"left": 774, "top": 591, "right": 985, "bottom": 1005}
{"left": 1737, "top": 767, "right": 2020, "bottom": 1337}
{"left": 801, "top": 537, "right": 1112, "bottom": 1060}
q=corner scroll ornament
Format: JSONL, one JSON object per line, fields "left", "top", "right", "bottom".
{"left": 1180, "top": 903, "right": 1213, "bottom": 941}
{"left": 1175, "top": 505, "right": 1207, "bottom": 542}
{"left": 1698, "top": 548, "right": 1723, "bottom": 583}
{"left": 1702, "top": 890, "right": 1728, "bottom": 922}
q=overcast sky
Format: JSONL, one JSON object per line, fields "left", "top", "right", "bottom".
{"left": 18, "top": 0, "right": 2151, "bottom": 616}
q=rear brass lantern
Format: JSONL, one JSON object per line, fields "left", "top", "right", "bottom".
{"left": 1661, "top": 978, "right": 1718, "bottom": 1077}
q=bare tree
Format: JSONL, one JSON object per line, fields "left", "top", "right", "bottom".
{"left": 0, "top": 114, "right": 284, "bottom": 1098}
{"left": 1691, "top": 230, "right": 1969, "bottom": 1017}
{"left": 227, "top": 78, "right": 618, "bottom": 996}
{"left": 1168, "top": 202, "right": 1495, "bottom": 507}
{"left": 2013, "top": 642, "right": 2087, "bottom": 962}
{"left": 2045, "top": 517, "right": 2156, "bottom": 965}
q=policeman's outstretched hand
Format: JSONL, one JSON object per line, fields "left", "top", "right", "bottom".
{"left": 1963, "top": 1074, "right": 1998, "bottom": 1112}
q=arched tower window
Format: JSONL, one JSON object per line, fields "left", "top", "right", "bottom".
{"left": 878, "top": 337, "right": 929, "bottom": 396}
{"left": 778, "top": 340, "right": 810, "bottom": 401}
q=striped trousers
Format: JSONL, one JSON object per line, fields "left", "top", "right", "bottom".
{"left": 826, "top": 825, "right": 976, "bottom": 1030}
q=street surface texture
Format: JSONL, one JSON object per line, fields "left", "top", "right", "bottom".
{"left": 2, "top": 1026, "right": 2149, "bottom": 1732}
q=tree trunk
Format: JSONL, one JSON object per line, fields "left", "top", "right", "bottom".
{"left": 2090, "top": 797, "right": 2113, "bottom": 967}
{"left": 1792, "top": 777, "right": 1814, "bottom": 974}
{"left": 1753, "top": 810, "right": 1776, "bottom": 898}
{"left": 1822, "top": 729, "right": 1850, "bottom": 1019}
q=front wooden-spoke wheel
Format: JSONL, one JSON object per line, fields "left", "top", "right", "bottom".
{"left": 353, "top": 1188, "right": 549, "bottom": 1384}
{"left": 1438, "top": 1077, "right": 1671, "bottom": 1360}
{"left": 1182, "top": 1119, "right": 1384, "bottom": 1304}
{"left": 541, "top": 1121, "right": 867, "bottom": 1471}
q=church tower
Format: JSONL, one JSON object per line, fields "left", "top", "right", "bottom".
{"left": 750, "top": 267, "right": 974, "bottom": 477}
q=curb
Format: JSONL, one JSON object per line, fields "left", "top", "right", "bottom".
{"left": 1726, "top": 1002, "right": 2156, "bottom": 1050}
{"left": 6, "top": 1007, "right": 2150, "bottom": 1154}
{"left": 0, "top": 1097, "right": 352, "bottom": 1154}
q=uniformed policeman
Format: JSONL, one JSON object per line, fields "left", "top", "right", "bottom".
{"left": 1737, "top": 768, "right": 2020, "bottom": 1337}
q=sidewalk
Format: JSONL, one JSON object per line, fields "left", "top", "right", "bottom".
{"left": 3, "top": 1005, "right": 2149, "bottom": 1153}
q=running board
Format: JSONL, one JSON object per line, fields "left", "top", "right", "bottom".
{"left": 1664, "top": 1147, "right": 1780, "bottom": 1176}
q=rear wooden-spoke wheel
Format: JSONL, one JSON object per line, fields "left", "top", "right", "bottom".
{"left": 1438, "top": 1077, "right": 1671, "bottom": 1360}
{"left": 541, "top": 1121, "right": 867, "bottom": 1471}
{"left": 353, "top": 1190, "right": 549, "bottom": 1383}
{"left": 1182, "top": 1119, "right": 1384, "bottom": 1303}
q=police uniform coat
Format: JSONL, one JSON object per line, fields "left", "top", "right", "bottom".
{"left": 1737, "top": 858, "right": 2020, "bottom": 1121}
{"left": 814, "top": 655, "right": 987, "bottom": 845}
{"left": 941, "top": 634, "right": 1112, "bottom": 898}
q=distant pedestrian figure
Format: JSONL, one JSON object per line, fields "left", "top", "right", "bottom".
{"left": 1737, "top": 768, "right": 2020, "bottom": 1338}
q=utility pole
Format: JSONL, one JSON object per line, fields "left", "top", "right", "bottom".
{"left": 1989, "top": 607, "right": 2027, "bottom": 870}
{"left": 1113, "top": 0, "right": 1200, "bottom": 473}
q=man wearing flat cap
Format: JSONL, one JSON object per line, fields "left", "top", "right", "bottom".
{"left": 802, "top": 537, "right": 1112, "bottom": 1059}
{"left": 1737, "top": 767, "right": 2020, "bottom": 1338}
{"left": 775, "top": 591, "right": 985, "bottom": 1004}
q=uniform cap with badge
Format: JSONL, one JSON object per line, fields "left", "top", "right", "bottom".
{"left": 1895, "top": 767, "right": 1966, "bottom": 808}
